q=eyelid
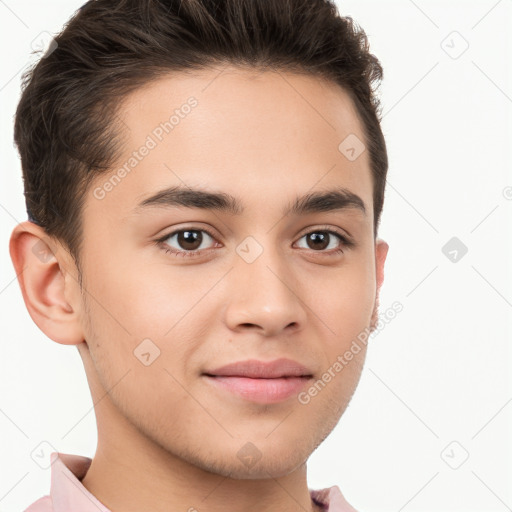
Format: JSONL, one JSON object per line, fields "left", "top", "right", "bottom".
{"left": 155, "top": 224, "right": 219, "bottom": 242}
{"left": 296, "top": 224, "right": 353, "bottom": 242}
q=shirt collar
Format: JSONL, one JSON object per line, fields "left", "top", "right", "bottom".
{"left": 50, "top": 452, "right": 110, "bottom": 512}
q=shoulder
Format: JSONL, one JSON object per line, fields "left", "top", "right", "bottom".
{"left": 23, "top": 494, "right": 52, "bottom": 512}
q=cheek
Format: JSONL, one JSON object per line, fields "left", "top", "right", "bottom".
{"left": 84, "top": 250, "right": 183, "bottom": 336}
{"left": 309, "top": 259, "right": 376, "bottom": 342}
{"left": 80, "top": 255, "right": 204, "bottom": 381}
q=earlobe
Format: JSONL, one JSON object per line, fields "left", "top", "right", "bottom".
{"left": 9, "top": 221, "right": 84, "bottom": 346}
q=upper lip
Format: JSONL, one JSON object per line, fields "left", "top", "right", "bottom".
{"left": 203, "top": 358, "right": 313, "bottom": 379}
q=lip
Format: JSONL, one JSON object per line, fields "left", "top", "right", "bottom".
{"left": 203, "top": 358, "right": 313, "bottom": 379}
{"left": 202, "top": 358, "right": 313, "bottom": 404}
{"left": 204, "top": 375, "right": 312, "bottom": 404}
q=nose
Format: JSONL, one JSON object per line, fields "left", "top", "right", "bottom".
{"left": 223, "top": 241, "right": 308, "bottom": 337}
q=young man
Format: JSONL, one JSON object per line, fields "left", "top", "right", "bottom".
{"left": 9, "top": 0, "right": 389, "bottom": 510}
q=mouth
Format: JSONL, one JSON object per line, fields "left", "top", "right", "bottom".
{"left": 202, "top": 358, "right": 314, "bottom": 404}
{"left": 202, "top": 374, "right": 313, "bottom": 404}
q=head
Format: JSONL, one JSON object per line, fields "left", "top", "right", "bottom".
{"left": 10, "top": 0, "right": 389, "bottom": 480}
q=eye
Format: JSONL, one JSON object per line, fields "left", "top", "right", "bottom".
{"left": 295, "top": 228, "right": 354, "bottom": 255}
{"left": 156, "top": 228, "right": 218, "bottom": 258}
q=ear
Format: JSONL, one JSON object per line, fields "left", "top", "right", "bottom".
{"left": 9, "top": 221, "right": 84, "bottom": 345}
{"left": 370, "top": 238, "right": 389, "bottom": 332}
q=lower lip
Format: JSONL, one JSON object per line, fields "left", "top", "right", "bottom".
{"left": 203, "top": 375, "right": 311, "bottom": 404}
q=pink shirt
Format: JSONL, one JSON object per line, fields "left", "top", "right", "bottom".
{"left": 24, "top": 452, "right": 359, "bottom": 512}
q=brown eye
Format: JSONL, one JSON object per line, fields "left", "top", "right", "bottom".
{"left": 296, "top": 230, "right": 348, "bottom": 253}
{"left": 305, "top": 232, "right": 330, "bottom": 250}
{"left": 176, "top": 230, "right": 203, "bottom": 251}
{"left": 159, "top": 228, "right": 217, "bottom": 257}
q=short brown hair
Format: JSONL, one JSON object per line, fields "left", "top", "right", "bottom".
{"left": 14, "top": 0, "right": 387, "bottom": 273}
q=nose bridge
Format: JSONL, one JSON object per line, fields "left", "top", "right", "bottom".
{"left": 225, "top": 232, "right": 307, "bottom": 333}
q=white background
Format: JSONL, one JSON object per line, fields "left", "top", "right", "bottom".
{"left": 1, "top": 1, "right": 511, "bottom": 511}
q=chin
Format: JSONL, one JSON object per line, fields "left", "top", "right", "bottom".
{"left": 222, "top": 457, "right": 306, "bottom": 480}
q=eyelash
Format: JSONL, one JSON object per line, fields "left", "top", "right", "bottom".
{"left": 155, "top": 225, "right": 355, "bottom": 259}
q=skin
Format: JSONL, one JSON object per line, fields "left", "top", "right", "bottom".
{"left": 10, "top": 65, "right": 388, "bottom": 512}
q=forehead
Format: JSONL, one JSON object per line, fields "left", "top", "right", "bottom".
{"left": 118, "top": 65, "right": 366, "bottom": 151}
{"left": 85, "top": 66, "right": 373, "bottom": 225}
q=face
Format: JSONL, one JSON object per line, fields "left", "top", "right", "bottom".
{"left": 75, "top": 66, "right": 387, "bottom": 479}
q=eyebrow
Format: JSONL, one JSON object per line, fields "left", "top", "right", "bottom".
{"left": 132, "top": 185, "right": 367, "bottom": 218}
